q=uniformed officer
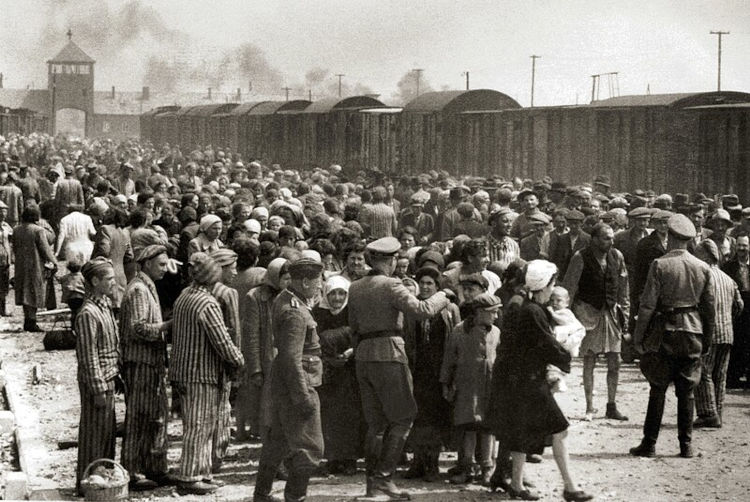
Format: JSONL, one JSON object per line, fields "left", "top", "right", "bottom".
{"left": 253, "top": 257, "right": 324, "bottom": 502}
{"left": 349, "top": 237, "right": 451, "bottom": 500}
{"left": 630, "top": 214, "right": 716, "bottom": 459}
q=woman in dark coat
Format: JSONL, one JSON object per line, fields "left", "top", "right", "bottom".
{"left": 13, "top": 205, "right": 57, "bottom": 331}
{"left": 487, "top": 260, "right": 592, "bottom": 501}
{"left": 312, "top": 275, "right": 364, "bottom": 475}
{"left": 403, "top": 266, "right": 460, "bottom": 481}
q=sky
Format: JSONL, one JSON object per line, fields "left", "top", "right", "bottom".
{"left": 1, "top": 0, "right": 748, "bottom": 106}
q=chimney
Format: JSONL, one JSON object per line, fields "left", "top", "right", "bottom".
{"left": 208, "top": 87, "right": 212, "bottom": 100}
{"left": 142, "top": 86, "right": 150, "bottom": 101}
{"left": 236, "top": 88, "right": 241, "bottom": 101}
{"left": 111, "top": 86, "right": 115, "bottom": 99}
{"left": 0, "top": 73, "right": 3, "bottom": 89}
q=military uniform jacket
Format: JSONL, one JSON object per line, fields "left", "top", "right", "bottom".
{"left": 634, "top": 249, "right": 716, "bottom": 356}
{"left": 270, "top": 288, "right": 323, "bottom": 406}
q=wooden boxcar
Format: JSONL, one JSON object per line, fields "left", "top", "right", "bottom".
{"left": 213, "top": 102, "right": 263, "bottom": 155}
{"left": 400, "top": 89, "right": 521, "bottom": 174}
{"left": 241, "top": 100, "right": 311, "bottom": 164}
{"left": 140, "top": 106, "right": 179, "bottom": 146}
{"left": 358, "top": 107, "right": 403, "bottom": 172}
{"left": 183, "top": 103, "right": 238, "bottom": 149}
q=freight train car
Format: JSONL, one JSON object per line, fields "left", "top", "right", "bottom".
{"left": 185, "top": 103, "right": 238, "bottom": 150}
{"left": 358, "top": 107, "right": 403, "bottom": 172}
{"left": 0, "top": 107, "right": 48, "bottom": 136}
{"left": 241, "top": 100, "right": 311, "bottom": 164}
{"left": 212, "top": 102, "right": 263, "bottom": 155}
{"left": 400, "top": 90, "right": 521, "bottom": 174}
{"left": 140, "top": 106, "right": 180, "bottom": 146}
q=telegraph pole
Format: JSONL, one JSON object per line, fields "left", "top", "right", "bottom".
{"left": 710, "top": 30, "right": 729, "bottom": 91}
{"left": 462, "top": 71, "right": 470, "bottom": 90}
{"left": 530, "top": 55, "right": 541, "bottom": 107}
{"left": 335, "top": 74, "right": 345, "bottom": 97}
{"left": 282, "top": 87, "right": 291, "bottom": 101}
{"left": 412, "top": 68, "right": 424, "bottom": 96}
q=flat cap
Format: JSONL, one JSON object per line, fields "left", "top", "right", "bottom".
{"left": 288, "top": 256, "right": 324, "bottom": 276}
{"left": 465, "top": 292, "right": 502, "bottom": 311}
{"left": 517, "top": 189, "right": 537, "bottom": 201}
{"left": 566, "top": 209, "right": 585, "bottom": 221}
{"left": 550, "top": 181, "right": 567, "bottom": 193}
{"left": 593, "top": 175, "right": 611, "bottom": 187}
{"left": 667, "top": 213, "right": 696, "bottom": 240}
{"left": 609, "top": 196, "right": 629, "bottom": 209}
{"left": 417, "top": 250, "right": 445, "bottom": 269}
{"left": 651, "top": 209, "right": 674, "bottom": 221}
{"left": 529, "top": 212, "right": 551, "bottom": 225}
{"left": 628, "top": 207, "right": 652, "bottom": 219}
{"left": 712, "top": 208, "right": 732, "bottom": 224}
{"left": 366, "top": 237, "right": 401, "bottom": 256}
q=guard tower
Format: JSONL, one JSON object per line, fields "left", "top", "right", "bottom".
{"left": 47, "top": 30, "right": 95, "bottom": 136}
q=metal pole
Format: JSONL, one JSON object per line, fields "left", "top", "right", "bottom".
{"left": 335, "top": 74, "right": 344, "bottom": 97}
{"left": 710, "top": 31, "right": 729, "bottom": 91}
{"left": 282, "top": 87, "right": 291, "bottom": 101}
{"left": 465, "top": 71, "right": 470, "bottom": 90}
{"left": 530, "top": 55, "right": 540, "bottom": 107}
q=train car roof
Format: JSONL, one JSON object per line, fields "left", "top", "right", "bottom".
{"left": 303, "top": 96, "right": 385, "bottom": 113}
{"left": 184, "top": 103, "right": 239, "bottom": 116}
{"left": 589, "top": 91, "right": 750, "bottom": 108}
{"left": 403, "top": 89, "right": 521, "bottom": 113}
{"left": 247, "top": 100, "right": 312, "bottom": 115}
{"left": 359, "top": 107, "right": 403, "bottom": 114}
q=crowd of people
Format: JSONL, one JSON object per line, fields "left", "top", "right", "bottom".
{"left": 0, "top": 130, "right": 746, "bottom": 501}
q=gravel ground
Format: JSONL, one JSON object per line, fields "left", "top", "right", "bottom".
{"left": 1, "top": 318, "right": 750, "bottom": 501}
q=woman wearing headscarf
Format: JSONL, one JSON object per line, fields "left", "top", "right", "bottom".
{"left": 240, "top": 258, "right": 291, "bottom": 440}
{"left": 403, "top": 266, "right": 461, "bottom": 482}
{"left": 487, "top": 260, "right": 592, "bottom": 501}
{"left": 312, "top": 275, "right": 364, "bottom": 475}
{"left": 93, "top": 208, "right": 133, "bottom": 309}
{"left": 187, "top": 214, "right": 223, "bottom": 258}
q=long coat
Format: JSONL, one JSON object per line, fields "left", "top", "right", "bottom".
{"left": 13, "top": 223, "right": 56, "bottom": 308}
{"left": 487, "top": 298, "right": 571, "bottom": 454}
{"left": 93, "top": 224, "right": 133, "bottom": 308}
{"left": 441, "top": 319, "right": 499, "bottom": 426}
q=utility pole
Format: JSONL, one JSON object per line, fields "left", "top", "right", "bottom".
{"left": 282, "top": 87, "right": 291, "bottom": 101}
{"left": 462, "top": 71, "right": 470, "bottom": 90}
{"left": 710, "top": 30, "right": 729, "bottom": 91}
{"left": 308, "top": 89, "right": 312, "bottom": 101}
{"left": 590, "top": 74, "right": 600, "bottom": 102}
{"left": 530, "top": 55, "right": 541, "bottom": 107}
{"left": 412, "top": 68, "right": 424, "bottom": 96}
{"left": 335, "top": 74, "right": 345, "bottom": 97}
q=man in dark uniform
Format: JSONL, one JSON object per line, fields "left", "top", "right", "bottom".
{"left": 631, "top": 209, "right": 672, "bottom": 325}
{"left": 630, "top": 214, "right": 716, "bottom": 459}
{"left": 349, "top": 237, "right": 450, "bottom": 500}
{"left": 254, "top": 257, "right": 324, "bottom": 502}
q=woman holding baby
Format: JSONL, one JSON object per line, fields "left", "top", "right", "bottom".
{"left": 486, "top": 259, "right": 593, "bottom": 501}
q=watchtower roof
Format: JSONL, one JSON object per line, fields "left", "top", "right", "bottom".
{"left": 48, "top": 41, "right": 95, "bottom": 64}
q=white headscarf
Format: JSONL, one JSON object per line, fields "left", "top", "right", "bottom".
{"left": 525, "top": 259, "right": 558, "bottom": 292}
{"left": 319, "top": 275, "right": 350, "bottom": 316}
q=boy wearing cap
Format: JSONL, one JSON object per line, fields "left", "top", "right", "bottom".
{"left": 254, "top": 257, "right": 324, "bottom": 502}
{"left": 632, "top": 210, "right": 672, "bottom": 317}
{"left": 120, "top": 245, "right": 172, "bottom": 490}
{"left": 510, "top": 190, "right": 542, "bottom": 240}
{"left": 547, "top": 209, "right": 589, "bottom": 279}
{"left": 348, "top": 236, "right": 451, "bottom": 500}
{"left": 631, "top": 214, "right": 716, "bottom": 459}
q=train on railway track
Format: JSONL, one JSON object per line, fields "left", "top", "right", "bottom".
{"left": 133, "top": 88, "right": 748, "bottom": 197}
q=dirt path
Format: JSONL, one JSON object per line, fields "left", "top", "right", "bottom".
{"left": 2, "top": 324, "right": 750, "bottom": 501}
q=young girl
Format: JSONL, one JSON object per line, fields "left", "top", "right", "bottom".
{"left": 59, "top": 248, "right": 86, "bottom": 327}
{"left": 546, "top": 286, "right": 586, "bottom": 393}
{"left": 441, "top": 293, "right": 501, "bottom": 485}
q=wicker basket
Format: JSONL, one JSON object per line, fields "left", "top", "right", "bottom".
{"left": 80, "top": 458, "right": 129, "bottom": 501}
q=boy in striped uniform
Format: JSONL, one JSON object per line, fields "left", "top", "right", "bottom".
{"left": 119, "top": 245, "right": 172, "bottom": 490}
{"left": 169, "top": 252, "right": 244, "bottom": 495}
{"left": 75, "top": 257, "right": 121, "bottom": 495}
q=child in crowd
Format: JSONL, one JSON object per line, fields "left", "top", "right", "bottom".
{"left": 59, "top": 251, "right": 86, "bottom": 328}
{"left": 546, "top": 286, "right": 585, "bottom": 393}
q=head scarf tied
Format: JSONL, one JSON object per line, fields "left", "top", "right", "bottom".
{"left": 524, "top": 259, "right": 558, "bottom": 292}
{"left": 199, "top": 214, "right": 222, "bottom": 234}
{"left": 265, "top": 257, "right": 289, "bottom": 290}
{"left": 251, "top": 206, "right": 269, "bottom": 220}
{"left": 319, "top": 275, "right": 351, "bottom": 315}
{"left": 210, "top": 248, "right": 238, "bottom": 267}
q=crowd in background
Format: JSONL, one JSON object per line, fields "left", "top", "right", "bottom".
{"left": 0, "top": 131, "right": 747, "bottom": 500}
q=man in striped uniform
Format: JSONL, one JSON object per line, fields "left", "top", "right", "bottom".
{"left": 254, "top": 257, "right": 324, "bottom": 502}
{"left": 169, "top": 252, "right": 245, "bottom": 495}
{"left": 694, "top": 239, "right": 743, "bottom": 428}
{"left": 75, "top": 257, "right": 121, "bottom": 495}
{"left": 209, "top": 248, "right": 241, "bottom": 471}
{"left": 120, "top": 245, "right": 173, "bottom": 490}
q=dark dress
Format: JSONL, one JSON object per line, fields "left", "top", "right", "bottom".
{"left": 487, "top": 298, "right": 571, "bottom": 454}
{"left": 312, "top": 305, "right": 365, "bottom": 462}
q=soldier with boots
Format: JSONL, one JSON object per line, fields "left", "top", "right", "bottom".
{"left": 254, "top": 257, "right": 324, "bottom": 502}
{"left": 348, "top": 237, "right": 450, "bottom": 500}
{"left": 630, "top": 214, "right": 716, "bottom": 459}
